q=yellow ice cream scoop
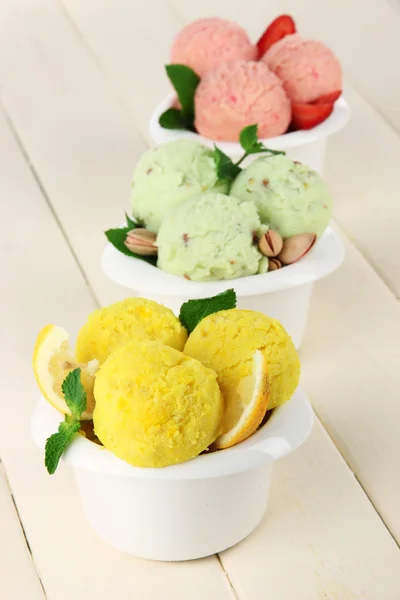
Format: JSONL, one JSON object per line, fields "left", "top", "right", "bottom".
{"left": 76, "top": 298, "right": 187, "bottom": 364}
{"left": 184, "top": 310, "right": 300, "bottom": 444}
{"left": 93, "top": 339, "right": 224, "bottom": 468}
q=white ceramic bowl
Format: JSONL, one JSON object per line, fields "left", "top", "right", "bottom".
{"left": 31, "top": 388, "right": 313, "bottom": 561}
{"left": 102, "top": 226, "right": 345, "bottom": 349}
{"left": 149, "top": 93, "right": 350, "bottom": 173}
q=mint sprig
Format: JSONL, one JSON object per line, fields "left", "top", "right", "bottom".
{"left": 213, "top": 147, "right": 242, "bottom": 183}
{"left": 159, "top": 64, "right": 200, "bottom": 131}
{"left": 179, "top": 289, "right": 237, "bottom": 333}
{"left": 105, "top": 214, "right": 157, "bottom": 266}
{"left": 159, "top": 108, "right": 188, "bottom": 130}
{"left": 239, "top": 124, "right": 268, "bottom": 156}
{"left": 44, "top": 369, "right": 87, "bottom": 474}
{"left": 45, "top": 420, "right": 81, "bottom": 475}
{"left": 62, "top": 370, "right": 86, "bottom": 420}
{"left": 213, "top": 125, "right": 285, "bottom": 185}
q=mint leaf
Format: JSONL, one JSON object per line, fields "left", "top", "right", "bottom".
{"left": 238, "top": 124, "right": 285, "bottom": 159}
{"left": 239, "top": 125, "right": 265, "bottom": 154}
{"left": 159, "top": 108, "right": 188, "bottom": 130}
{"left": 125, "top": 213, "right": 138, "bottom": 229}
{"left": 179, "top": 289, "right": 237, "bottom": 333}
{"left": 45, "top": 420, "right": 81, "bottom": 475}
{"left": 105, "top": 227, "right": 135, "bottom": 257}
{"left": 62, "top": 368, "right": 87, "bottom": 420}
{"left": 159, "top": 65, "right": 200, "bottom": 131}
{"left": 105, "top": 227, "right": 158, "bottom": 266}
{"left": 165, "top": 64, "right": 200, "bottom": 119}
{"left": 213, "top": 146, "right": 242, "bottom": 183}
{"left": 213, "top": 126, "right": 285, "bottom": 187}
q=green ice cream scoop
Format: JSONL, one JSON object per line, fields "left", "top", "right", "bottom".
{"left": 130, "top": 140, "right": 228, "bottom": 233}
{"left": 157, "top": 193, "right": 266, "bottom": 281}
{"left": 230, "top": 155, "right": 333, "bottom": 239}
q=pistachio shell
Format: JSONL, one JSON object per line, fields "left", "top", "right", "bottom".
{"left": 268, "top": 258, "right": 282, "bottom": 271}
{"left": 258, "top": 229, "right": 283, "bottom": 257}
{"left": 125, "top": 228, "right": 158, "bottom": 256}
{"left": 278, "top": 233, "right": 316, "bottom": 265}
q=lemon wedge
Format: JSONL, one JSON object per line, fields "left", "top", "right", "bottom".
{"left": 32, "top": 325, "right": 98, "bottom": 420}
{"left": 214, "top": 351, "right": 269, "bottom": 449}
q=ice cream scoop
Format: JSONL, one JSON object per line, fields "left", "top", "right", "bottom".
{"left": 184, "top": 309, "right": 300, "bottom": 412}
{"left": 230, "top": 154, "right": 333, "bottom": 238}
{"left": 93, "top": 339, "right": 224, "bottom": 468}
{"left": 195, "top": 60, "right": 291, "bottom": 142}
{"left": 76, "top": 298, "right": 187, "bottom": 364}
{"left": 171, "top": 17, "right": 256, "bottom": 78}
{"left": 157, "top": 192, "right": 266, "bottom": 281}
{"left": 130, "top": 140, "right": 228, "bottom": 233}
{"left": 262, "top": 33, "right": 342, "bottom": 104}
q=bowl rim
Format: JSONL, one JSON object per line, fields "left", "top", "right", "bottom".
{"left": 31, "top": 387, "right": 313, "bottom": 481}
{"left": 149, "top": 92, "right": 351, "bottom": 150}
{"left": 102, "top": 225, "right": 345, "bottom": 297}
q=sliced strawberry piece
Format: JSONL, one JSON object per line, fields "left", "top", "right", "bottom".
{"left": 291, "top": 102, "right": 334, "bottom": 130}
{"left": 257, "top": 15, "right": 296, "bottom": 58}
{"left": 313, "top": 90, "right": 342, "bottom": 104}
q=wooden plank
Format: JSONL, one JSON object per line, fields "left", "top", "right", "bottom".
{"left": 0, "top": 106, "right": 234, "bottom": 600}
{"left": 220, "top": 419, "right": 400, "bottom": 599}
{"left": 325, "top": 85, "right": 400, "bottom": 298}
{"left": 60, "top": 0, "right": 181, "bottom": 140}
{"left": 0, "top": 464, "right": 45, "bottom": 600}
{"left": 0, "top": 0, "right": 147, "bottom": 307}
{"left": 301, "top": 228, "right": 400, "bottom": 543}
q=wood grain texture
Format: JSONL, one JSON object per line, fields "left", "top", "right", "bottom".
{"left": 0, "top": 464, "right": 45, "bottom": 600}
{"left": 221, "top": 420, "right": 400, "bottom": 600}
{"left": 0, "top": 0, "right": 144, "bottom": 307}
{"left": 301, "top": 227, "right": 400, "bottom": 542}
{"left": 325, "top": 86, "right": 400, "bottom": 298}
{"left": 61, "top": 0, "right": 182, "bottom": 138}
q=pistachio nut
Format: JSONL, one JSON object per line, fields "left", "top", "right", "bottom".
{"left": 268, "top": 258, "right": 282, "bottom": 271}
{"left": 278, "top": 233, "right": 316, "bottom": 265}
{"left": 258, "top": 230, "right": 283, "bottom": 257}
{"left": 125, "top": 228, "right": 158, "bottom": 256}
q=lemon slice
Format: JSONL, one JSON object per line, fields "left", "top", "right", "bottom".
{"left": 33, "top": 325, "right": 98, "bottom": 420}
{"left": 214, "top": 351, "right": 269, "bottom": 450}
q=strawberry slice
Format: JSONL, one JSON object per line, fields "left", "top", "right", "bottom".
{"left": 313, "top": 90, "right": 342, "bottom": 104}
{"left": 291, "top": 102, "right": 334, "bottom": 130}
{"left": 257, "top": 15, "right": 296, "bottom": 58}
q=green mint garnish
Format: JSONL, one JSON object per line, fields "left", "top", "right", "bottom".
{"left": 105, "top": 213, "right": 157, "bottom": 266}
{"left": 159, "top": 108, "right": 188, "bottom": 130}
{"left": 213, "top": 146, "right": 242, "bottom": 183}
{"left": 179, "top": 289, "right": 237, "bottom": 333}
{"left": 62, "top": 368, "right": 87, "bottom": 420}
{"left": 125, "top": 213, "right": 139, "bottom": 229}
{"left": 213, "top": 125, "right": 285, "bottom": 186}
{"left": 166, "top": 65, "right": 200, "bottom": 119}
{"left": 45, "top": 421, "right": 81, "bottom": 475}
{"left": 159, "top": 64, "right": 200, "bottom": 131}
{"left": 44, "top": 369, "right": 86, "bottom": 475}
{"left": 239, "top": 124, "right": 269, "bottom": 155}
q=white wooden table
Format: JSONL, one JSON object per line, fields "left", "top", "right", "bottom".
{"left": 1, "top": 1, "right": 400, "bottom": 598}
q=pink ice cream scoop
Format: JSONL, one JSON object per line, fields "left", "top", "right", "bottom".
{"left": 194, "top": 60, "right": 291, "bottom": 142}
{"left": 171, "top": 17, "right": 257, "bottom": 78}
{"left": 262, "top": 33, "right": 342, "bottom": 104}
